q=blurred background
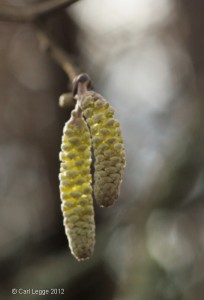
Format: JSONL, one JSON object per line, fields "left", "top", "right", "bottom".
{"left": 0, "top": 0, "right": 204, "bottom": 299}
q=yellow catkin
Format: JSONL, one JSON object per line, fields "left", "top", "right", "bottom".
{"left": 59, "top": 108, "right": 95, "bottom": 261}
{"left": 80, "top": 91, "right": 126, "bottom": 207}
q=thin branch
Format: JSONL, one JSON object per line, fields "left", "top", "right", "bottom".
{"left": 36, "top": 20, "right": 78, "bottom": 82}
{"left": 0, "top": 0, "right": 79, "bottom": 22}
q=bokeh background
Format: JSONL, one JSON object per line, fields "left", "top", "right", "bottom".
{"left": 1, "top": 0, "right": 204, "bottom": 299}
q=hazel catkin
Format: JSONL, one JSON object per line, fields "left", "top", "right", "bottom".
{"left": 59, "top": 107, "right": 95, "bottom": 261}
{"left": 79, "top": 92, "right": 126, "bottom": 207}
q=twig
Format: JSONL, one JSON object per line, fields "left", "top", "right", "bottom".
{"left": 36, "top": 20, "right": 78, "bottom": 82}
{"left": 0, "top": 1, "right": 80, "bottom": 92}
{"left": 0, "top": 0, "right": 79, "bottom": 22}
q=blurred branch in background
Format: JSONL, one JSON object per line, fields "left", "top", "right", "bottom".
{"left": 0, "top": 1, "right": 80, "bottom": 85}
{"left": 0, "top": 0, "right": 79, "bottom": 22}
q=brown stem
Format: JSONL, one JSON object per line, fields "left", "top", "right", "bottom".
{"left": 0, "top": 0, "right": 79, "bottom": 22}
{"left": 36, "top": 20, "right": 78, "bottom": 81}
{"left": 69, "top": 102, "right": 83, "bottom": 123}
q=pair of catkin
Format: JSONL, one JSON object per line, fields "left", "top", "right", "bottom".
{"left": 59, "top": 75, "right": 125, "bottom": 261}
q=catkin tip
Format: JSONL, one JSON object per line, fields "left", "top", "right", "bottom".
{"left": 73, "top": 249, "right": 94, "bottom": 261}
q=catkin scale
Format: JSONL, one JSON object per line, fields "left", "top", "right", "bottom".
{"left": 59, "top": 108, "right": 95, "bottom": 261}
{"left": 79, "top": 92, "right": 126, "bottom": 207}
